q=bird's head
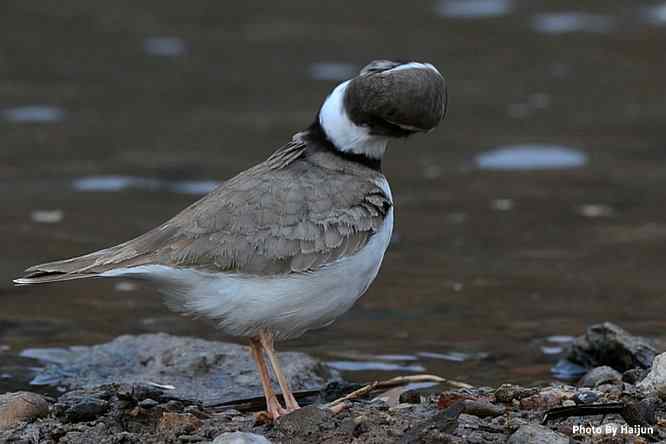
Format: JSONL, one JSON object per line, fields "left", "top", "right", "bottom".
{"left": 318, "top": 60, "right": 447, "bottom": 160}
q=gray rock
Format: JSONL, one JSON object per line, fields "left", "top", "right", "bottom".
{"left": 401, "top": 401, "right": 464, "bottom": 443}
{"left": 276, "top": 405, "right": 330, "bottom": 436}
{"left": 564, "top": 322, "right": 657, "bottom": 372}
{"left": 638, "top": 352, "right": 666, "bottom": 394}
{"left": 139, "top": 398, "right": 159, "bottom": 408}
{"left": 623, "top": 367, "right": 648, "bottom": 384}
{"left": 157, "top": 411, "right": 202, "bottom": 435}
{"left": 53, "top": 391, "right": 110, "bottom": 423}
{"left": 213, "top": 432, "right": 272, "bottom": 444}
{"left": 24, "top": 333, "right": 334, "bottom": 403}
{"left": 578, "top": 366, "right": 622, "bottom": 388}
{"left": 507, "top": 424, "right": 569, "bottom": 444}
{"left": 0, "top": 391, "right": 50, "bottom": 429}
{"left": 621, "top": 398, "right": 658, "bottom": 427}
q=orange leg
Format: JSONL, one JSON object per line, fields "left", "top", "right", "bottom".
{"left": 259, "top": 330, "right": 301, "bottom": 412}
{"left": 249, "top": 337, "right": 287, "bottom": 419}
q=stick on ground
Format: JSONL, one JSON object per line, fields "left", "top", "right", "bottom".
{"left": 326, "top": 374, "right": 472, "bottom": 408}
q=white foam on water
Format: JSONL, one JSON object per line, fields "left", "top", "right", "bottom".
{"left": 578, "top": 204, "right": 614, "bottom": 218}
{"left": 114, "top": 281, "right": 138, "bottom": 292}
{"left": 643, "top": 3, "right": 666, "bottom": 25}
{"left": 143, "top": 37, "right": 187, "bottom": 56}
{"left": 309, "top": 62, "right": 357, "bottom": 81}
{"left": 31, "top": 210, "right": 64, "bottom": 224}
{"left": 491, "top": 198, "right": 514, "bottom": 211}
{"left": 532, "top": 13, "right": 613, "bottom": 34}
{"left": 546, "top": 335, "right": 575, "bottom": 344}
{"left": 436, "top": 0, "right": 512, "bottom": 19}
{"left": 3, "top": 105, "right": 65, "bottom": 123}
{"left": 375, "top": 354, "right": 419, "bottom": 362}
{"left": 169, "top": 180, "right": 220, "bottom": 194}
{"left": 73, "top": 176, "right": 155, "bottom": 192}
{"left": 326, "top": 361, "right": 426, "bottom": 372}
{"left": 476, "top": 145, "right": 587, "bottom": 170}
{"left": 72, "top": 176, "right": 220, "bottom": 194}
{"left": 541, "top": 346, "right": 564, "bottom": 355}
{"left": 418, "top": 351, "right": 490, "bottom": 362}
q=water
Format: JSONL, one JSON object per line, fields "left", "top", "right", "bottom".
{"left": 30, "top": 210, "right": 64, "bottom": 224}
{"left": 72, "top": 176, "right": 221, "bottom": 194}
{"left": 327, "top": 361, "right": 426, "bottom": 372}
{"left": 476, "top": 145, "right": 587, "bottom": 170}
{"left": 2, "top": 106, "right": 65, "bottom": 123}
{"left": 309, "top": 63, "right": 358, "bottom": 81}
{"left": 3, "top": 0, "right": 666, "bottom": 393}
{"left": 643, "top": 3, "right": 666, "bottom": 25}
{"left": 435, "top": 0, "right": 512, "bottom": 18}
{"left": 143, "top": 37, "right": 187, "bottom": 57}
{"left": 531, "top": 13, "right": 613, "bottom": 34}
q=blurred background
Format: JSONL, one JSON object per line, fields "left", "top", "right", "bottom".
{"left": 2, "top": 0, "right": 666, "bottom": 393}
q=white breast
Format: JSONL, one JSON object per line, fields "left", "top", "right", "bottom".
{"left": 102, "top": 178, "right": 394, "bottom": 341}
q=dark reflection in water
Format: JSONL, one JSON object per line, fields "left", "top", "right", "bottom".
{"left": 3, "top": 0, "right": 666, "bottom": 393}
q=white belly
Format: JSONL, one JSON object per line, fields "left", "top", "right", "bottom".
{"left": 103, "top": 181, "right": 394, "bottom": 341}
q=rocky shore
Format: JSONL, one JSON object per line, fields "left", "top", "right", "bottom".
{"left": 2, "top": 323, "right": 666, "bottom": 443}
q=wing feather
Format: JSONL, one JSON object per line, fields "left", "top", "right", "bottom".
{"left": 14, "top": 138, "right": 392, "bottom": 284}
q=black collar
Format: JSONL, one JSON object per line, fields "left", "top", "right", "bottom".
{"left": 305, "top": 120, "right": 382, "bottom": 172}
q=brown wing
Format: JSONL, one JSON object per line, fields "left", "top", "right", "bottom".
{"left": 15, "top": 140, "right": 391, "bottom": 283}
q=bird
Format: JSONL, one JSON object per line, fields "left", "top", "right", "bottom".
{"left": 14, "top": 60, "right": 447, "bottom": 420}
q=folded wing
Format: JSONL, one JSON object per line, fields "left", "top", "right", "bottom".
{"left": 14, "top": 140, "right": 391, "bottom": 284}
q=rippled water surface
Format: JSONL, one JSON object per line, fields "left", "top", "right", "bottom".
{"left": 2, "top": 0, "right": 666, "bottom": 394}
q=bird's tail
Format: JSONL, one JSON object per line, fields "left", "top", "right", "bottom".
{"left": 14, "top": 223, "right": 172, "bottom": 286}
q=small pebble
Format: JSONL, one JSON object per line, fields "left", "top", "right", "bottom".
{"left": 352, "top": 415, "right": 369, "bottom": 437}
{"left": 139, "top": 399, "right": 159, "bottom": 409}
{"left": 623, "top": 368, "right": 648, "bottom": 384}
{"left": 573, "top": 390, "right": 599, "bottom": 404}
{"left": 519, "top": 389, "right": 567, "bottom": 410}
{"left": 165, "top": 400, "right": 185, "bottom": 411}
{"left": 463, "top": 399, "right": 505, "bottom": 417}
{"left": 399, "top": 390, "right": 422, "bottom": 404}
{"left": 494, "top": 384, "right": 538, "bottom": 403}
